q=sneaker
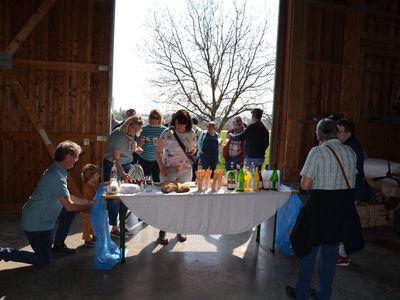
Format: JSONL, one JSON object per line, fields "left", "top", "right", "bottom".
{"left": 286, "top": 286, "right": 316, "bottom": 299}
{"left": 336, "top": 254, "right": 350, "bottom": 266}
{"left": 110, "top": 229, "right": 128, "bottom": 238}
{"left": 285, "top": 286, "right": 297, "bottom": 299}
{"left": 52, "top": 244, "right": 76, "bottom": 256}
{"left": 84, "top": 240, "right": 96, "bottom": 248}
{"left": 0, "top": 247, "right": 9, "bottom": 261}
{"left": 310, "top": 288, "right": 317, "bottom": 299}
{"left": 177, "top": 234, "right": 187, "bottom": 242}
{"left": 125, "top": 228, "right": 133, "bottom": 235}
{"left": 159, "top": 230, "right": 168, "bottom": 245}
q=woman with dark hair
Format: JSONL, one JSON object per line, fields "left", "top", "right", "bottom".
{"left": 155, "top": 109, "right": 197, "bottom": 245}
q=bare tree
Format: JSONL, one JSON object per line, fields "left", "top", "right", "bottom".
{"left": 147, "top": 0, "right": 275, "bottom": 131}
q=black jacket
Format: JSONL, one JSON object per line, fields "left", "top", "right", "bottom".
{"left": 290, "top": 189, "right": 364, "bottom": 258}
{"left": 230, "top": 121, "right": 269, "bottom": 158}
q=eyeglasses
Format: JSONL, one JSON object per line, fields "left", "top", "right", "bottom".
{"left": 150, "top": 116, "right": 161, "bottom": 120}
{"left": 70, "top": 154, "right": 79, "bottom": 161}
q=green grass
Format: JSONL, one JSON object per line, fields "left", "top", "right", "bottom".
{"left": 217, "top": 130, "right": 270, "bottom": 171}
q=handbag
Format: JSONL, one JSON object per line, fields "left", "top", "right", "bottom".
{"left": 172, "top": 130, "right": 199, "bottom": 166}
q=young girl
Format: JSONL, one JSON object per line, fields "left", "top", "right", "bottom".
{"left": 80, "top": 164, "right": 101, "bottom": 247}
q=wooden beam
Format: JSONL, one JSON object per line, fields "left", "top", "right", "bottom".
{"left": 0, "top": 131, "right": 108, "bottom": 143}
{"left": 3, "top": 72, "right": 81, "bottom": 196}
{"left": 304, "top": 59, "right": 352, "bottom": 69}
{"left": 309, "top": 0, "right": 400, "bottom": 21}
{"left": 4, "top": 0, "right": 57, "bottom": 55}
{"left": 3, "top": 73, "right": 55, "bottom": 155}
{"left": 13, "top": 59, "right": 108, "bottom": 72}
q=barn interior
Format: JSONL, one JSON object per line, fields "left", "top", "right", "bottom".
{"left": 1, "top": 0, "right": 399, "bottom": 299}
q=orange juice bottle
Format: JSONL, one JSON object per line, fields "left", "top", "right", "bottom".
{"left": 244, "top": 166, "right": 251, "bottom": 191}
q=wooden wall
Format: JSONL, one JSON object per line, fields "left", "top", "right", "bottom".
{"left": 271, "top": 0, "right": 400, "bottom": 181}
{"left": 0, "top": 0, "right": 114, "bottom": 211}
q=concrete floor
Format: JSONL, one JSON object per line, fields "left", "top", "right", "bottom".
{"left": 1, "top": 212, "right": 400, "bottom": 300}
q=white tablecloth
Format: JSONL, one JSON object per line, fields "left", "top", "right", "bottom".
{"left": 364, "top": 158, "right": 400, "bottom": 197}
{"left": 118, "top": 186, "right": 292, "bottom": 235}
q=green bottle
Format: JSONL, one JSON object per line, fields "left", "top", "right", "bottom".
{"left": 236, "top": 165, "right": 245, "bottom": 192}
{"left": 227, "top": 162, "right": 236, "bottom": 191}
{"left": 270, "top": 169, "right": 278, "bottom": 191}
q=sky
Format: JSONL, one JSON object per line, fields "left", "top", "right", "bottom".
{"left": 112, "top": 0, "right": 279, "bottom": 116}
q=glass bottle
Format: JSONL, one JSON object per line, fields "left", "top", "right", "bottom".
{"left": 236, "top": 165, "right": 245, "bottom": 192}
{"left": 235, "top": 164, "right": 240, "bottom": 181}
{"left": 258, "top": 165, "right": 263, "bottom": 190}
{"left": 198, "top": 158, "right": 203, "bottom": 170}
{"left": 253, "top": 167, "right": 260, "bottom": 191}
{"left": 250, "top": 162, "right": 255, "bottom": 191}
{"left": 145, "top": 176, "right": 153, "bottom": 192}
{"left": 227, "top": 162, "right": 236, "bottom": 191}
{"left": 271, "top": 169, "right": 279, "bottom": 191}
{"left": 244, "top": 165, "right": 250, "bottom": 191}
{"left": 110, "top": 160, "right": 118, "bottom": 183}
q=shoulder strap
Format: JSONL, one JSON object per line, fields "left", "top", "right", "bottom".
{"left": 172, "top": 129, "right": 187, "bottom": 153}
{"left": 325, "top": 144, "right": 351, "bottom": 189}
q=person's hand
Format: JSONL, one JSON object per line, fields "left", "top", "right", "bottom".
{"left": 226, "top": 133, "right": 232, "bottom": 138}
{"left": 122, "top": 173, "right": 132, "bottom": 182}
{"left": 187, "top": 147, "right": 196, "bottom": 155}
{"left": 135, "top": 147, "right": 144, "bottom": 155}
{"left": 138, "top": 137, "right": 146, "bottom": 147}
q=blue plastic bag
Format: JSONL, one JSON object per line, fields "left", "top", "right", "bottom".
{"left": 275, "top": 194, "right": 302, "bottom": 256}
{"left": 91, "top": 186, "right": 121, "bottom": 270}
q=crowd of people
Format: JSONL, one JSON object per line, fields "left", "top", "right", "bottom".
{"left": 1, "top": 108, "right": 366, "bottom": 300}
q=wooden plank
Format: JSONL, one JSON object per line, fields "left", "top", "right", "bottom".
{"left": 0, "top": 131, "right": 108, "bottom": 143}
{"left": 3, "top": 72, "right": 56, "bottom": 155}
{"left": 4, "top": 0, "right": 56, "bottom": 54}
{"left": 3, "top": 72, "right": 82, "bottom": 196}
{"left": 0, "top": 203, "right": 23, "bottom": 212}
{"left": 13, "top": 59, "right": 105, "bottom": 72}
{"left": 339, "top": 0, "right": 363, "bottom": 119}
{"left": 309, "top": 0, "right": 400, "bottom": 21}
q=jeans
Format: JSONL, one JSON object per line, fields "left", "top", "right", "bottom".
{"left": 244, "top": 157, "right": 265, "bottom": 170}
{"left": 295, "top": 244, "right": 338, "bottom": 300}
{"left": 226, "top": 156, "right": 241, "bottom": 170}
{"left": 54, "top": 207, "right": 76, "bottom": 247}
{"left": 1, "top": 230, "right": 53, "bottom": 265}
{"left": 103, "top": 158, "right": 131, "bottom": 226}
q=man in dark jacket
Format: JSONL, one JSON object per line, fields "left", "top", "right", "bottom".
{"left": 228, "top": 108, "right": 269, "bottom": 169}
{"left": 336, "top": 118, "right": 366, "bottom": 266}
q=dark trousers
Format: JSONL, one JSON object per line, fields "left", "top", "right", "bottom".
{"left": 54, "top": 207, "right": 76, "bottom": 247}
{"left": 138, "top": 157, "right": 161, "bottom": 183}
{"left": 1, "top": 230, "right": 53, "bottom": 265}
{"left": 103, "top": 158, "right": 131, "bottom": 226}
